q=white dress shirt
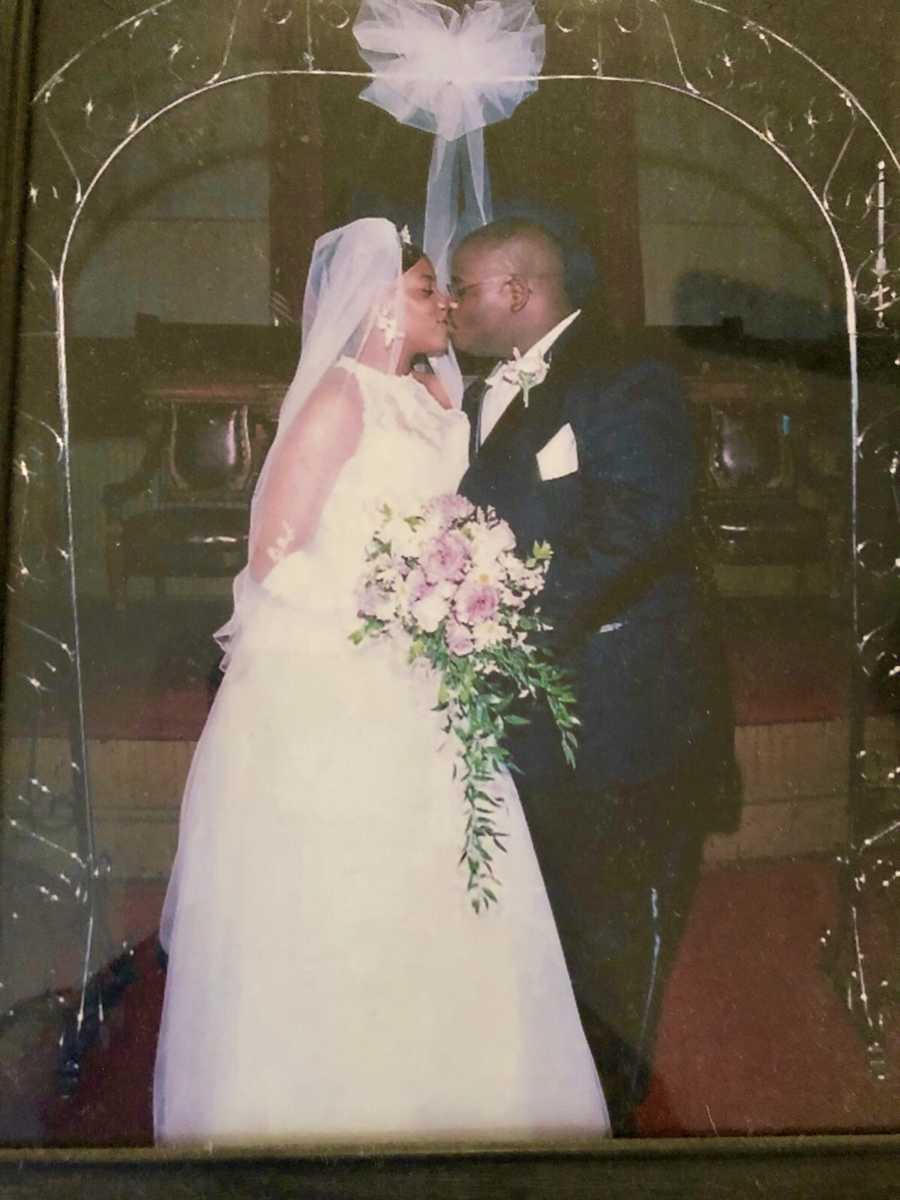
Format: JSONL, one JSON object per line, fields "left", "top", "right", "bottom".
{"left": 478, "top": 309, "right": 581, "bottom": 445}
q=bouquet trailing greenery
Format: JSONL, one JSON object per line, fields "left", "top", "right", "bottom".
{"left": 351, "top": 494, "right": 578, "bottom": 913}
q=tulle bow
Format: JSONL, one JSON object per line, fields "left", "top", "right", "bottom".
{"left": 354, "top": 0, "right": 545, "bottom": 142}
{"left": 354, "top": 0, "right": 546, "bottom": 285}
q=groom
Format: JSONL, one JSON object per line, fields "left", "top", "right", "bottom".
{"left": 451, "top": 219, "right": 740, "bottom": 1134}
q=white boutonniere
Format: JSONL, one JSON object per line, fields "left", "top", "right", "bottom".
{"left": 500, "top": 346, "right": 549, "bottom": 408}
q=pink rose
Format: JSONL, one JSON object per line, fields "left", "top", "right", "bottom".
{"left": 429, "top": 493, "right": 475, "bottom": 528}
{"left": 455, "top": 578, "right": 500, "bottom": 627}
{"left": 421, "top": 530, "right": 471, "bottom": 584}
{"left": 406, "top": 566, "right": 430, "bottom": 603}
{"left": 356, "top": 584, "right": 395, "bottom": 622}
{"left": 356, "top": 584, "right": 382, "bottom": 617}
{"left": 445, "top": 620, "right": 475, "bottom": 656}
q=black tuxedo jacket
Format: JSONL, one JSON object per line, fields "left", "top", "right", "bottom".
{"left": 458, "top": 318, "right": 739, "bottom": 832}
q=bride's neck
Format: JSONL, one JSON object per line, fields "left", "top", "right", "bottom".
{"left": 356, "top": 330, "right": 413, "bottom": 376}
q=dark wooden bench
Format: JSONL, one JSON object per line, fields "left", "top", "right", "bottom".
{"left": 102, "top": 315, "right": 296, "bottom": 605}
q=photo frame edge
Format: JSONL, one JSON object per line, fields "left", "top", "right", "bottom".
{"left": 1, "top": 2, "right": 899, "bottom": 1193}
{"left": 1, "top": 1133, "right": 900, "bottom": 1196}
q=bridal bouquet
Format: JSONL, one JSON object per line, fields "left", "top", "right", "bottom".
{"left": 350, "top": 495, "right": 578, "bottom": 913}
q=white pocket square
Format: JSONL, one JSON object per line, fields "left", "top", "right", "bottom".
{"left": 536, "top": 422, "right": 578, "bottom": 481}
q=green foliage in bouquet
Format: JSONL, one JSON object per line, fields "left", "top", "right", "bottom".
{"left": 351, "top": 498, "right": 578, "bottom": 912}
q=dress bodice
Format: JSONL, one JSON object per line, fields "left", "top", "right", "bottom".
{"left": 320, "top": 357, "right": 470, "bottom": 540}
{"left": 222, "top": 359, "right": 469, "bottom": 658}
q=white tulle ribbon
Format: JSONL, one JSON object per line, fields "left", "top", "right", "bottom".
{"left": 354, "top": 0, "right": 546, "bottom": 284}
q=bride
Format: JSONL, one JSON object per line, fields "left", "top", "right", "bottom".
{"left": 153, "top": 217, "right": 610, "bottom": 1146}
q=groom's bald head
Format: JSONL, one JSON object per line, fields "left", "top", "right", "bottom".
{"left": 450, "top": 219, "right": 575, "bottom": 359}
{"left": 462, "top": 220, "right": 566, "bottom": 279}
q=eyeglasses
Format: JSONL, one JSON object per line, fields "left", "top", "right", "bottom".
{"left": 447, "top": 271, "right": 564, "bottom": 303}
{"left": 447, "top": 275, "right": 511, "bottom": 303}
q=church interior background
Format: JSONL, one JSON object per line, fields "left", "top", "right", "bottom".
{"left": 2, "top": 0, "right": 898, "bottom": 1141}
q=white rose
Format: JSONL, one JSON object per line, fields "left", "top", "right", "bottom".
{"left": 416, "top": 509, "right": 445, "bottom": 543}
{"left": 467, "top": 561, "right": 505, "bottom": 593}
{"left": 392, "top": 574, "right": 416, "bottom": 613}
{"left": 373, "top": 590, "right": 399, "bottom": 622}
{"left": 412, "top": 588, "right": 451, "bottom": 633}
{"left": 498, "top": 581, "right": 529, "bottom": 609}
{"left": 472, "top": 619, "right": 509, "bottom": 650}
{"left": 382, "top": 516, "right": 422, "bottom": 558}
{"left": 504, "top": 556, "right": 530, "bottom": 584}
{"left": 468, "top": 520, "right": 516, "bottom": 570}
{"left": 377, "top": 565, "right": 405, "bottom": 590}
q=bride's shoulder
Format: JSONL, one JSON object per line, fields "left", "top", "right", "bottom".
{"left": 277, "top": 364, "right": 367, "bottom": 458}
{"left": 292, "top": 367, "right": 364, "bottom": 443}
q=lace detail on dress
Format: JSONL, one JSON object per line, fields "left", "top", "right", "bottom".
{"left": 336, "top": 358, "right": 459, "bottom": 449}
{"left": 217, "top": 362, "right": 468, "bottom": 669}
{"left": 266, "top": 519, "right": 296, "bottom": 565}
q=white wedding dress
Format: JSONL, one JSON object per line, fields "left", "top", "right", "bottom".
{"left": 153, "top": 359, "right": 610, "bottom": 1146}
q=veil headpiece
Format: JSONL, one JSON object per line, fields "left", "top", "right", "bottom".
{"left": 353, "top": 0, "right": 545, "bottom": 405}
{"left": 354, "top": 0, "right": 545, "bottom": 284}
{"left": 217, "top": 217, "right": 412, "bottom": 655}
{"left": 277, "top": 216, "right": 407, "bottom": 432}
